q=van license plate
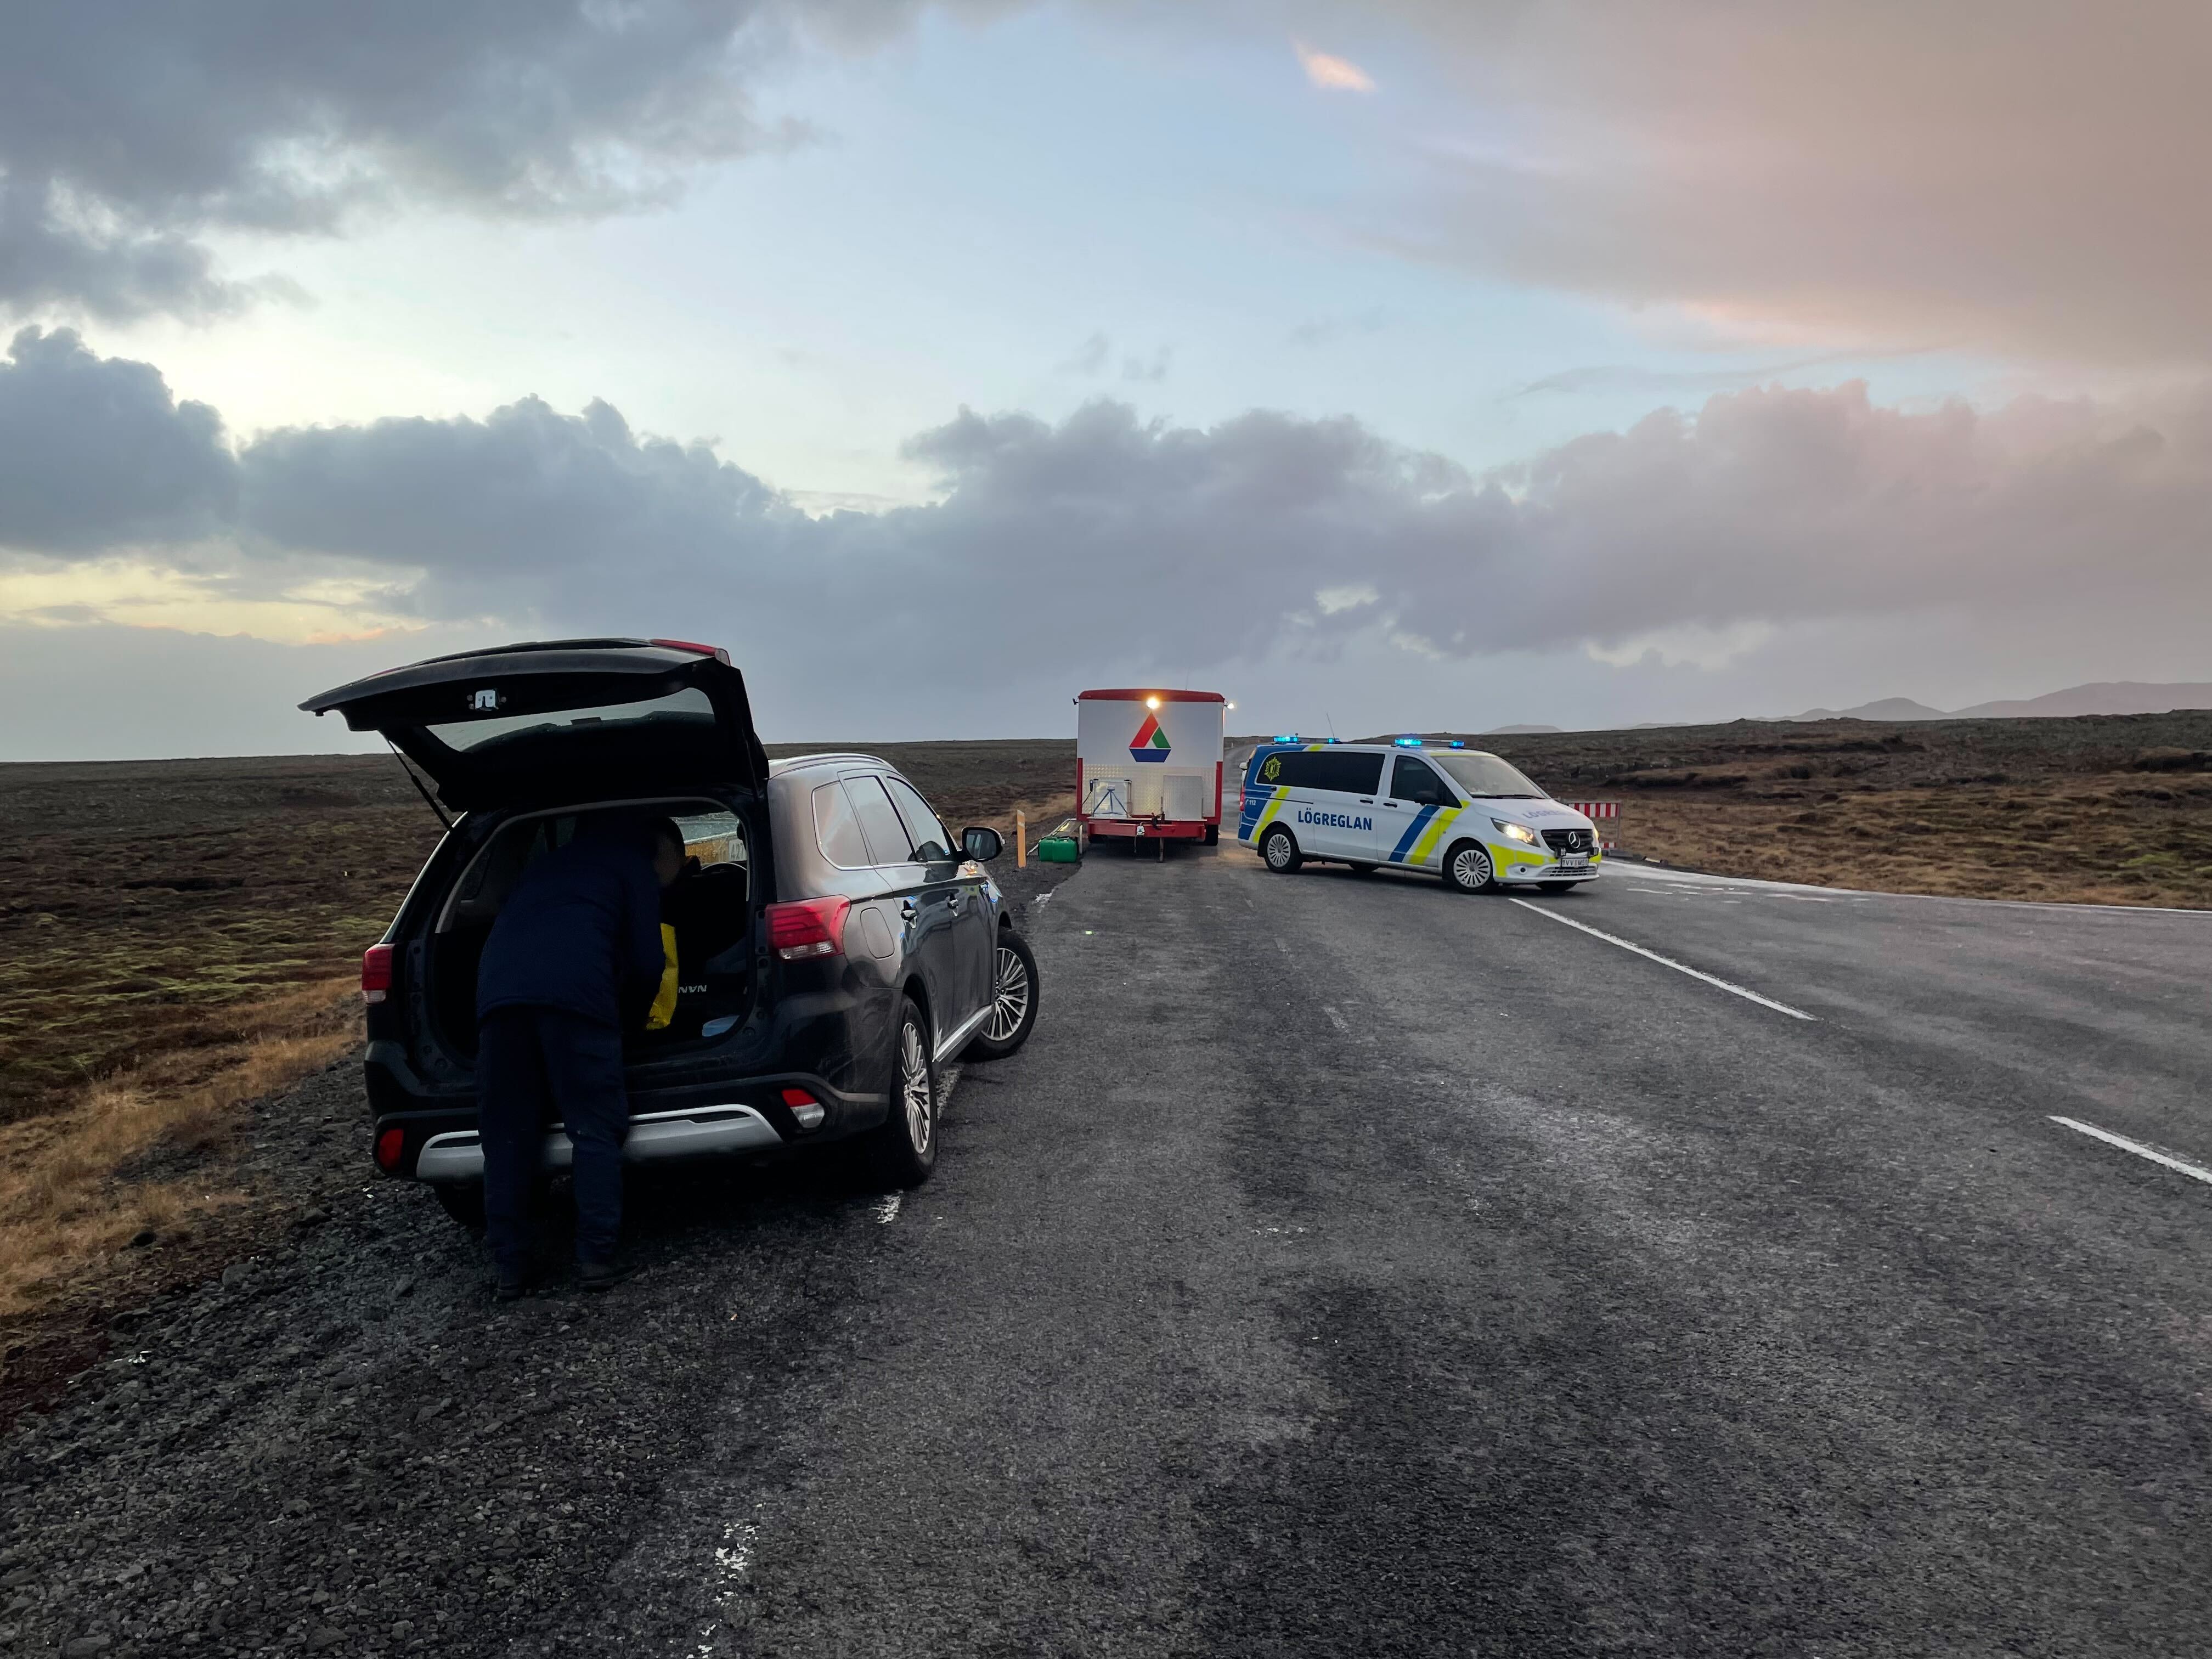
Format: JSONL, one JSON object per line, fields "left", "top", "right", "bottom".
{"left": 1558, "top": 855, "right": 1588, "bottom": 872}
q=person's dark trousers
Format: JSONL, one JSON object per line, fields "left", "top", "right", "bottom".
{"left": 477, "top": 1007, "right": 631, "bottom": 1275}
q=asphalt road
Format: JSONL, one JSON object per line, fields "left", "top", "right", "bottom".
{"left": 672, "top": 847, "right": 2212, "bottom": 1657}
{"left": 7, "top": 844, "right": 2210, "bottom": 1657}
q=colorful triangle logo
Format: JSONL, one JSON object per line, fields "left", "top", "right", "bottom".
{"left": 1129, "top": 710, "right": 1172, "bottom": 761}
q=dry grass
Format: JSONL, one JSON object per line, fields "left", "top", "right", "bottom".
{"left": 0, "top": 979, "right": 359, "bottom": 1323}
{"left": 1457, "top": 711, "right": 2212, "bottom": 909}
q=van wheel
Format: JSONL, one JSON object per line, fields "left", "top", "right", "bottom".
{"left": 967, "top": 931, "right": 1039, "bottom": 1060}
{"left": 1443, "top": 840, "right": 1497, "bottom": 894}
{"left": 432, "top": 1182, "right": 486, "bottom": 1234}
{"left": 860, "top": 995, "right": 939, "bottom": 1188}
{"left": 1261, "top": 827, "right": 1302, "bottom": 872}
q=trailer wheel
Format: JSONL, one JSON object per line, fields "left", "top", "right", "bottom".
{"left": 1442, "top": 840, "right": 1497, "bottom": 894}
{"left": 1261, "top": 826, "right": 1302, "bottom": 873}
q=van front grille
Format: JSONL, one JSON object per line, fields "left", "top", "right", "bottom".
{"left": 1542, "top": 828, "right": 1596, "bottom": 855}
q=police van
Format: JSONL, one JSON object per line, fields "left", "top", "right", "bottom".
{"left": 1235, "top": 738, "right": 1601, "bottom": 893}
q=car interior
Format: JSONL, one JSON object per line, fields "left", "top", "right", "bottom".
{"left": 426, "top": 799, "right": 758, "bottom": 1058}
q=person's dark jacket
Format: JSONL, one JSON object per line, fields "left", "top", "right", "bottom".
{"left": 477, "top": 826, "right": 665, "bottom": 1030}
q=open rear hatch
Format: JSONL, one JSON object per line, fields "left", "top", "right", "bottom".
{"left": 300, "top": 638, "right": 770, "bottom": 811}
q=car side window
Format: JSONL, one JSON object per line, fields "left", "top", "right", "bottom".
{"left": 811, "top": 782, "right": 872, "bottom": 868}
{"left": 882, "top": 776, "right": 953, "bottom": 863}
{"left": 845, "top": 775, "right": 917, "bottom": 865}
{"left": 1392, "top": 757, "right": 1453, "bottom": 806}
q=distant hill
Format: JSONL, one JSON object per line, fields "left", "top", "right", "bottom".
{"left": 1789, "top": 697, "right": 1950, "bottom": 723}
{"left": 1787, "top": 682, "right": 2212, "bottom": 723}
{"left": 1952, "top": 682, "right": 2212, "bottom": 719}
{"left": 1486, "top": 723, "right": 1564, "bottom": 735}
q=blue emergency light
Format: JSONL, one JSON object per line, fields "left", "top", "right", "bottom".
{"left": 1392, "top": 736, "right": 1423, "bottom": 747}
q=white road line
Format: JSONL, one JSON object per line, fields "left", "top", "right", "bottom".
{"left": 1505, "top": 898, "right": 1818, "bottom": 1021}
{"left": 2050, "top": 1117, "right": 2212, "bottom": 1187}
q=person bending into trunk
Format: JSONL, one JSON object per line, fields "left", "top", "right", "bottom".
{"left": 476, "top": 813, "right": 686, "bottom": 1299}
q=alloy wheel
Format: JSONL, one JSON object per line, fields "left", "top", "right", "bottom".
{"left": 899, "top": 1022, "right": 933, "bottom": 1154}
{"left": 983, "top": 944, "right": 1032, "bottom": 1042}
{"left": 1451, "top": 844, "right": 1493, "bottom": 891}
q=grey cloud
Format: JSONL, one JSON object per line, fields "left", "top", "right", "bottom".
{"left": 1120, "top": 345, "right": 1173, "bottom": 383}
{"left": 0, "top": 0, "right": 940, "bottom": 320}
{"left": 7, "top": 334, "right": 2210, "bottom": 697}
{"left": 1057, "top": 332, "right": 1111, "bottom": 377}
{"left": 0, "top": 326, "right": 236, "bottom": 551}
{"left": 1508, "top": 352, "right": 1934, "bottom": 400}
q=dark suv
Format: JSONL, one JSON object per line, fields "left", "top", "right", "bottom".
{"left": 302, "top": 638, "right": 1040, "bottom": 1223}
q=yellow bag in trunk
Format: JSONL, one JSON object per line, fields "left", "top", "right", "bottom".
{"left": 645, "top": 924, "right": 680, "bottom": 1031}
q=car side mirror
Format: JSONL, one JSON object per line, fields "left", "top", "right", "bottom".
{"left": 961, "top": 825, "right": 1004, "bottom": 862}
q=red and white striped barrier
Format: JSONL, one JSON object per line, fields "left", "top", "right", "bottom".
{"left": 1566, "top": 801, "right": 1620, "bottom": 851}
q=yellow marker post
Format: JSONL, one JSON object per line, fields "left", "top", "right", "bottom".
{"left": 1015, "top": 809, "right": 1026, "bottom": 868}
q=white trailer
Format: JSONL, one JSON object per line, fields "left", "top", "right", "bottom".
{"left": 1075, "top": 689, "right": 1227, "bottom": 853}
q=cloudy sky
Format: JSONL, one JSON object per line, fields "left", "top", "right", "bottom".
{"left": 3, "top": 0, "right": 2208, "bottom": 758}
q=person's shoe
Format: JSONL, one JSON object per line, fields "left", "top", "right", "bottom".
{"left": 493, "top": 1266, "right": 536, "bottom": 1302}
{"left": 575, "top": 1259, "right": 635, "bottom": 1293}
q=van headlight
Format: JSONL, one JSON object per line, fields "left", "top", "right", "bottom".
{"left": 1492, "top": 819, "right": 1540, "bottom": 845}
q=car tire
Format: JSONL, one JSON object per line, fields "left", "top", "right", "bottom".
{"left": 1261, "top": 826, "right": 1302, "bottom": 873}
{"left": 1442, "top": 840, "right": 1497, "bottom": 895}
{"left": 1538, "top": 881, "right": 1576, "bottom": 895}
{"left": 433, "top": 1181, "right": 487, "bottom": 1233}
{"left": 860, "top": 995, "right": 939, "bottom": 1188}
{"left": 966, "top": 929, "right": 1040, "bottom": 1060}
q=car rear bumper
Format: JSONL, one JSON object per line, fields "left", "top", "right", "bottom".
{"left": 366, "top": 1042, "right": 888, "bottom": 1181}
{"left": 415, "top": 1102, "right": 783, "bottom": 1183}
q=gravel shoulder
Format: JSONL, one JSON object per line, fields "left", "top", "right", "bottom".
{"left": 0, "top": 857, "right": 1080, "bottom": 1659}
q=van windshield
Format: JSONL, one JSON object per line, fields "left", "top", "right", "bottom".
{"left": 1432, "top": 752, "right": 1547, "bottom": 799}
{"left": 425, "top": 685, "right": 716, "bottom": 753}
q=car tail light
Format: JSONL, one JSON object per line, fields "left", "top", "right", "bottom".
{"left": 766, "top": 896, "right": 851, "bottom": 961}
{"left": 362, "top": 944, "right": 394, "bottom": 1005}
{"left": 374, "top": 1126, "right": 405, "bottom": 1172}
{"left": 780, "top": 1086, "right": 827, "bottom": 1131}
{"left": 650, "top": 637, "right": 731, "bottom": 663}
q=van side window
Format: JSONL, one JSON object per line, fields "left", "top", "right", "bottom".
{"left": 1391, "top": 757, "right": 1453, "bottom": 806}
{"left": 1265, "top": 749, "right": 1383, "bottom": 794}
{"left": 845, "top": 776, "right": 917, "bottom": 865}
{"left": 811, "top": 782, "right": 872, "bottom": 868}
{"left": 882, "top": 776, "right": 953, "bottom": 863}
